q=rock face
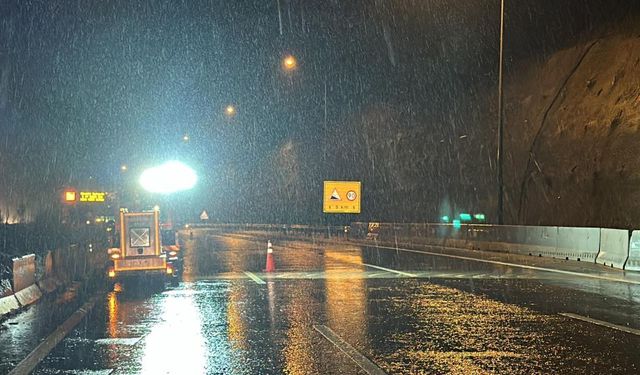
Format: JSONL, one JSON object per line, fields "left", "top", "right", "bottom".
{"left": 506, "top": 32, "right": 640, "bottom": 228}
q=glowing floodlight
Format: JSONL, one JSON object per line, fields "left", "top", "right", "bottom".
{"left": 139, "top": 161, "right": 197, "bottom": 194}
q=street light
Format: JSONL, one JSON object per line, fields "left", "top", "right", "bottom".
{"left": 497, "top": 0, "right": 505, "bottom": 225}
{"left": 225, "top": 105, "right": 236, "bottom": 117}
{"left": 282, "top": 55, "right": 297, "bottom": 71}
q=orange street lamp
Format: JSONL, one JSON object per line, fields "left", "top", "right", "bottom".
{"left": 282, "top": 55, "right": 297, "bottom": 71}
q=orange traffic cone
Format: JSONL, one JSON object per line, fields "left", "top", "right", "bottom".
{"left": 265, "top": 240, "right": 276, "bottom": 272}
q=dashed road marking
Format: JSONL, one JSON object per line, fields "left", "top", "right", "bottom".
{"left": 559, "top": 313, "right": 640, "bottom": 336}
{"left": 244, "top": 271, "right": 266, "bottom": 284}
{"left": 314, "top": 325, "right": 386, "bottom": 375}
{"left": 362, "top": 263, "right": 416, "bottom": 277}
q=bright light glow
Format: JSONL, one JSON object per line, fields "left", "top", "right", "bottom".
{"left": 64, "top": 190, "right": 77, "bottom": 202}
{"left": 108, "top": 269, "right": 116, "bottom": 278}
{"left": 225, "top": 105, "right": 236, "bottom": 116}
{"left": 121, "top": 165, "right": 128, "bottom": 171}
{"left": 139, "top": 161, "right": 197, "bottom": 194}
{"left": 283, "top": 55, "right": 297, "bottom": 70}
{"left": 111, "top": 253, "right": 120, "bottom": 260}
{"left": 183, "top": 134, "right": 190, "bottom": 142}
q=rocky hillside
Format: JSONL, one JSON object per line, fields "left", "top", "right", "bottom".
{"left": 505, "top": 25, "right": 640, "bottom": 228}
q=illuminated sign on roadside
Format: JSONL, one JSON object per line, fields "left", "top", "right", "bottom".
{"left": 323, "top": 181, "right": 361, "bottom": 214}
{"left": 79, "top": 192, "right": 107, "bottom": 203}
{"left": 64, "top": 190, "right": 77, "bottom": 203}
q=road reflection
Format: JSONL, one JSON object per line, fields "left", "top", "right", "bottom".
{"left": 280, "top": 278, "right": 320, "bottom": 374}
{"left": 323, "top": 245, "right": 369, "bottom": 351}
{"left": 140, "top": 287, "right": 207, "bottom": 374}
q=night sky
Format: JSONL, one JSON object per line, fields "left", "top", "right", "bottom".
{"left": 0, "top": 0, "right": 637, "bottom": 223}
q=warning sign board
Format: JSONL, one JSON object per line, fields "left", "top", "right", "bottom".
{"left": 323, "top": 181, "right": 361, "bottom": 214}
{"left": 200, "top": 210, "right": 209, "bottom": 221}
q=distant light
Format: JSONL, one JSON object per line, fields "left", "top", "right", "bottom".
{"left": 441, "top": 215, "right": 450, "bottom": 223}
{"left": 453, "top": 219, "right": 461, "bottom": 229}
{"left": 183, "top": 134, "right": 190, "bottom": 142}
{"left": 139, "top": 161, "right": 197, "bottom": 194}
{"left": 225, "top": 105, "right": 236, "bottom": 117}
{"left": 86, "top": 220, "right": 91, "bottom": 225}
{"left": 460, "top": 213, "right": 472, "bottom": 221}
{"left": 282, "top": 55, "right": 297, "bottom": 71}
{"left": 121, "top": 165, "right": 128, "bottom": 171}
{"left": 153, "top": 205, "right": 160, "bottom": 211}
{"left": 64, "top": 190, "right": 77, "bottom": 203}
{"left": 474, "top": 213, "right": 486, "bottom": 221}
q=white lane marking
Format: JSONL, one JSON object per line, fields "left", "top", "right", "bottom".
{"left": 69, "top": 370, "right": 114, "bottom": 375}
{"left": 362, "top": 263, "right": 416, "bottom": 277}
{"left": 559, "top": 313, "right": 640, "bottom": 336}
{"left": 372, "top": 244, "right": 640, "bottom": 285}
{"left": 94, "top": 337, "right": 142, "bottom": 346}
{"left": 244, "top": 271, "right": 266, "bottom": 284}
{"left": 313, "top": 325, "right": 387, "bottom": 375}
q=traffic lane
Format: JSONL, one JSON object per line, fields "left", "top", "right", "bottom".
{"left": 223, "top": 235, "right": 640, "bottom": 308}
{"left": 360, "top": 278, "right": 640, "bottom": 374}
{"left": 185, "top": 235, "right": 363, "bottom": 276}
{"left": 223, "top": 230, "right": 640, "bottom": 283}
{"left": 32, "top": 281, "right": 369, "bottom": 375}
{"left": 32, "top": 277, "right": 640, "bottom": 374}
{"left": 221, "top": 236, "right": 640, "bottom": 331}
{"left": 0, "top": 285, "right": 84, "bottom": 374}
{"left": 358, "top": 243, "right": 640, "bottom": 328}
{"left": 431, "top": 277, "right": 640, "bottom": 334}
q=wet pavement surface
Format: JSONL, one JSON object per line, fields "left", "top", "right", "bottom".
{"left": 3, "top": 230, "right": 640, "bottom": 374}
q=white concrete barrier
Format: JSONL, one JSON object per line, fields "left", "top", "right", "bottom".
{"left": 522, "top": 226, "right": 558, "bottom": 257}
{"left": 0, "top": 294, "right": 20, "bottom": 317}
{"left": 557, "top": 227, "right": 600, "bottom": 261}
{"left": 14, "top": 284, "right": 43, "bottom": 307}
{"left": 596, "top": 228, "right": 629, "bottom": 269}
{"left": 625, "top": 230, "right": 640, "bottom": 271}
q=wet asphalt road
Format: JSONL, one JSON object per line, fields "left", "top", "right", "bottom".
{"left": 4, "top": 230, "right": 640, "bottom": 374}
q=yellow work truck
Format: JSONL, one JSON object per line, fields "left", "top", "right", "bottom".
{"left": 107, "top": 209, "right": 175, "bottom": 286}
